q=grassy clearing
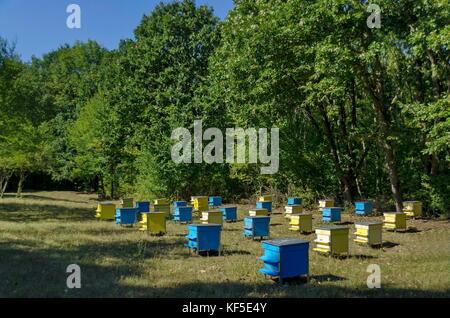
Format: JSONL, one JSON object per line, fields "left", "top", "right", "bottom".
{"left": 0, "top": 191, "right": 449, "bottom": 298}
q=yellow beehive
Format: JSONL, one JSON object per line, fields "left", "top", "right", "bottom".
{"left": 192, "top": 196, "right": 209, "bottom": 212}
{"left": 139, "top": 212, "right": 167, "bottom": 233}
{"left": 403, "top": 201, "right": 422, "bottom": 218}
{"left": 319, "top": 200, "right": 334, "bottom": 208}
{"left": 154, "top": 199, "right": 168, "bottom": 205}
{"left": 383, "top": 212, "right": 406, "bottom": 231}
{"left": 354, "top": 222, "right": 383, "bottom": 246}
{"left": 313, "top": 226, "right": 349, "bottom": 255}
{"left": 121, "top": 198, "right": 134, "bottom": 208}
{"left": 289, "top": 213, "right": 313, "bottom": 233}
{"left": 249, "top": 208, "right": 269, "bottom": 216}
{"left": 95, "top": 203, "right": 116, "bottom": 220}
{"left": 259, "top": 195, "right": 273, "bottom": 202}
{"left": 201, "top": 210, "right": 223, "bottom": 225}
{"left": 284, "top": 205, "right": 303, "bottom": 218}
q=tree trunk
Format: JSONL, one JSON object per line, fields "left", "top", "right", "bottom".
{"left": 16, "top": 170, "right": 26, "bottom": 198}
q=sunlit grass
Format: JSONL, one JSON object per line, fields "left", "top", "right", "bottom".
{"left": 0, "top": 191, "right": 449, "bottom": 298}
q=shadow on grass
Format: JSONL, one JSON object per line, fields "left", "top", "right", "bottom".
{"left": 1, "top": 193, "right": 92, "bottom": 205}
{"left": 1, "top": 239, "right": 448, "bottom": 298}
{"left": 0, "top": 202, "right": 93, "bottom": 222}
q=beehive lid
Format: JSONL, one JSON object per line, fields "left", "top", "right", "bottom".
{"left": 355, "top": 222, "right": 383, "bottom": 226}
{"left": 250, "top": 208, "right": 268, "bottom": 211}
{"left": 222, "top": 205, "right": 237, "bottom": 208}
{"left": 263, "top": 238, "right": 309, "bottom": 246}
{"left": 286, "top": 204, "right": 302, "bottom": 207}
{"left": 191, "top": 224, "right": 221, "bottom": 227}
{"left": 384, "top": 212, "right": 405, "bottom": 214}
{"left": 316, "top": 226, "right": 349, "bottom": 230}
{"left": 206, "top": 210, "right": 221, "bottom": 213}
{"left": 290, "top": 213, "right": 312, "bottom": 216}
{"left": 99, "top": 202, "right": 115, "bottom": 205}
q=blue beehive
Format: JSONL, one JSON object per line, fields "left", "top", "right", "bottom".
{"left": 209, "top": 196, "right": 222, "bottom": 207}
{"left": 243, "top": 216, "right": 270, "bottom": 239}
{"left": 221, "top": 206, "right": 237, "bottom": 222}
{"left": 256, "top": 201, "right": 272, "bottom": 213}
{"left": 288, "top": 198, "right": 302, "bottom": 205}
{"left": 184, "top": 224, "right": 222, "bottom": 255}
{"left": 322, "top": 207, "right": 342, "bottom": 222}
{"left": 135, "top": 201, "right": 150, "bottom": 213}
{"left": 355, "top": 201, "right": 373, "bottom": 216}
{"left": 115, "top": 208, "right": 138, "bottom": 225}
{"left": 174, "top": 206, "right": 193, "bottom": 223}
{"left": 259, "top": 238, "right": 309, "bottom": 283}
{"left": 173, "top": 201, "right": 187, "bottom": 208}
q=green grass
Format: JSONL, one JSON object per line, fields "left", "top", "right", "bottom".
{"left": 0, "top": 191, "right": 449, "bottom": 298}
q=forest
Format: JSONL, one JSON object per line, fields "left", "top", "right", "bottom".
{"left": 0, "top": 0, "right": 448, "bottom": 217}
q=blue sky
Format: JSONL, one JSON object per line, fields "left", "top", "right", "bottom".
{"left": 0, "top": 0, "right": 235, "bottom": 62}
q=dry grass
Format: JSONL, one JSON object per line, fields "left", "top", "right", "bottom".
{"left": 0, "top": 191, "right": 449, "bottom": 298}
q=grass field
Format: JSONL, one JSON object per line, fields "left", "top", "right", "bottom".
{"left": 0, "top": 191, "right": 449, "bottom": 298}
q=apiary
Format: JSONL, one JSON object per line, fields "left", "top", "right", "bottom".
{"left": 383, "top": 212, "right": 407, "bottom": 231}
{"left": 115, "top": 208, "right": 138, "bottom": 225}
{"left": 403, "top": 201, "right": 422, "bottom": 218}
{"left": 355, "top": 201, "right": 373, "bottom": 216}
{"left": 184, "top": 224, "right": 222, "bottom": 255}
{"left": 121, "top": 198, "right": 134, "bottom": 208}
{"left": 256, "top": 201, "right": 272, "bottom": 213}
{"left": 201, "top": 210, "right": 223, "bottom": 226}
{"left": 284, "top": 204, "right": 303, "bottom": 218}
{"left": 319, "top": 199, "right": 334, "bottom": 208}
{"left": 173, "top": 206, "right": 193, "bottom": 223}
{"left": 259, "top": 195, "right": 272, "bottom": 202}
{"left": 95, "top": 203, "right": 116, "bottom": 220}
{"left": 209, "top": 196, "right": 222, "bottom": 207}
{"left": 221, "top": 206, "right": 237, "bottom": 222}
{"left": 243, "top": 216, "right": 270, "bottom": 239}
{"left": 322, "top": 207, "right": 342, "bottom": 222}
{"left": 289, "top": 213, "right": 313, "bottom": 233}
{"left": 313, "top": 226, "right": 349, "bottom": 256}
{"left": 259, "top": 238, "right": 309, "bottom": 283}
{"left": 139, "top": 212, "right": 166, "bottom": 234}
{"left": 249, "top": 208, "right": 269, "bottom": 216}
{"left": 288, "top": 198, "right": 302, "bottom": 205}
{"left": 354, "top": 222, "right": 383, "bottom": 246}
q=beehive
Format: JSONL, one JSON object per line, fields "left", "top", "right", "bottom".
{"left": 403, "top": 201, "right": 422, "bottom": 218}
{"left": 259, "top": 195, "right": 272, "bottom": 202}
{"left": 201, "top": 210, "right": 223, "bottom": 226}
{"left": 173, "top": 206, "right": 193, "bottom": 223}
{"left": 284, "top": 204, "right": 303, "bottom": 218}
{"left": 135, "top": 201, "right": 150, "bottom": 213}
{"left": 319, "top": 200, "right": 334, "bottom": 208}
{"left": 121, "top": 198, "right": 134, "bottom": 208}
{"left": 154, "top": 199, "right": 168, "bottom": 205}
{"left": 184, "top": 224, "right": 222, "bottom": 254}
{"left": 313, "top": 226, "right": 349, "bottom": 256}
{"left": 221, "top": 206, "right": 237, "bottom": 222}
{"left": 256, "top": 201, "right": 272, "bottom": 213}
{"left": 322, "top": 207, "right": 342, "bottom": 222}
{"left": 208, "top": 196, "right": 222, "bottom": 207}
{"left": 288, "top": 198, "right": 302, "bottom": 205}
{"left": 173, "top": 201, "right": 187, "bottom": 208}
{"left": 115, "top": 208, "right": 138, "bottom": 225}
{"left": 259, "top": 238, "right": 309, "bottom": 283}
{"left": 355, "top": 201, "right": 373, "bottom": 216}
{"left": 354, "top": 222, "right": 383, "bottom": 246}
{"left": 249, "top": 208, "right": 269, "bottom": 216}
{"left": 192, "top": 196, "right": 209, "bottom": 213}
{"left": 289, "top": 213, "right": 313, "bottom": 233}
{"left": 139, "top": 212, "right": 167, "bottom": 234}
{"left": 95, "top": 203, "right": 116, "bottom": 220}
{"left": 153, "top": 198, "right": 170, "bottom": 216}
{"left": 383, "top": 212, "right": 407, "bottom": 231}
{"left": 243, "top": 216, "right": 270, "bottom": 239}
